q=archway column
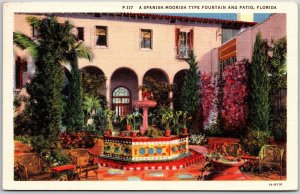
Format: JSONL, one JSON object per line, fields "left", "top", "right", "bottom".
{"left": 138, "top": 76, "right": 143, "bottom": 100}
{"left": 169, "top": 91, "right": 173, "bottom": 109}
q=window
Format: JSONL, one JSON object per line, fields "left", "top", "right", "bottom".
{"left": 112, "top": 87, "right": 131, "bottom": 116}
{"left": 15, "top": 57, "right": 27, "bottom": 89}
{"left": 77, "top": 27, "right": 84, "bottom": 41}
{"left": 221, "top": 28, "right": 240, "bottom": 44}
{"left": 218, "top": 56, "right": 237, "bottom": 81}
{"left": 141, "top": 29, "right": 152, "bottom": 49}
{"left": 95, "top": 26, "right": 107, "bottom": 46}
{"left": 175, "top": 28, "right": 193, "bottom": 59}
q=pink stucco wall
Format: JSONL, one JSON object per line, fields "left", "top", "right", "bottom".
{"left": 236, "top": 14, "right": 286, "bottom": 61}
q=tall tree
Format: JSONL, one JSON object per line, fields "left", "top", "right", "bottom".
{"left": 14, "top": 16, "right": 93, "bottom": 151}
{"left": 181, "top": 51, "right": 201, "bottom": 134}
{"left": 63, "top": 50, "right": 84, "bottom": 130}
{"left": 248, "top": 33, "right": 270, "bottom": 132}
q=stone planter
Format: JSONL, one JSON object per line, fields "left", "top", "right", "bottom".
{"left": 211, "top": 156, "right": 249, "bottom": 180}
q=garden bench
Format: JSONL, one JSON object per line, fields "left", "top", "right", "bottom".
{"left": 68, "top": 149, "right": 99, "bottom": 180}
{"left": 15, "top": 153, "right": 52, "bottom": 181}
{"left": 258, "top": 145, "right": 284, "bottom": 179}
{"left": 51, "top": 164, "right": 77, "bottom": 180}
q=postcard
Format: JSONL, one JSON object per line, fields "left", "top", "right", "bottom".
{"left": 2, "top": 1, "right": 298, "bottom": 191}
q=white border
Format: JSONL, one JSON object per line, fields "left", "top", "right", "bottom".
{"left": 2, "top": 1, "right": 298, "bottom": 191}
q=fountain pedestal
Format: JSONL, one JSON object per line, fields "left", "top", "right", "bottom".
{"left": 133, "top": 96, "right": 157, "bottom": 134}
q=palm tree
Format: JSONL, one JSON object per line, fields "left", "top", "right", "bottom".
{"left": 14, "top": 16, "right": 93, "bottom": 67}
{"left": 82, "top": 95, "right": 101, "bottom": 118}
{"left": 13, "top": 15, "right": 93, "bottom": 150}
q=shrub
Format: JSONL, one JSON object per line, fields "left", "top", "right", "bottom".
{"left": 43, "top": 149, "right": 71, "bottom": 167}
{"left": 221, "top": 60, "right": 249, "bottom": 131}
{"left": 14, "top": 112, "right": 32, "bottom": 136}
{"left": 242, "top": 129, "right": 271, "bottom": 155}
{"left": 188, "top": 134, "right": 207, "bottom": 145}
{"left": 200, "top": 73, "right": 219, "bottom": 133}
{"left": 59, "top": 131, "right": 95, "bottom": 149}
{"left": 181, "top": 51, "right": 201, "bottom": 134}
{"left": 248, "top": 33, "right": 270, "bottom": 132}
{"left": 14, "top": 135, "right": 32, "bottom": 145}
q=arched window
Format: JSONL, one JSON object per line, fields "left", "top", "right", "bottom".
{"left": 112, "top": 87, "right": 131, "bottom": 116}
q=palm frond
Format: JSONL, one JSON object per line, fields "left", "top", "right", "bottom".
{"left": 75, "top": 42, "right": 94, "bottom": 61}
{"left": 26, "top": 16, "right": 41, "bottom": 29}
{"left": 13, "top": 32, "right": 38, "bottom": 58}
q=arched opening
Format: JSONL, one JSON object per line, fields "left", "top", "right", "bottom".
{"left": 80, "top": 66, "right": 107, "bottom": 97}
{"left": 112, "top": 87, "right": 131, "bottom": 116}
{"left": 143, "top": 68, "right": 170, "bottom": 107}
{"left": 111, "top": 67, "right": 138, "bottom": 116}
{"left": 173, "top": 69, "right": 187, "bottom": 111}
{"left": 143, "top": 68, "right": 169, "bottom": 84}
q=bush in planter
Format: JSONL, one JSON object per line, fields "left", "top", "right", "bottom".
{"left": 241, "top": 129, "right": 271, "bottom": 156}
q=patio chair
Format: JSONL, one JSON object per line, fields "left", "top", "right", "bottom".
{"left": 258, "top": 145, "right": 284, "bottom": 179}
{"left": 15, "top": 153, "right": 52, "bottom": 181}
{"left": 68, "top": 149, "right": 99, "bottom": 180}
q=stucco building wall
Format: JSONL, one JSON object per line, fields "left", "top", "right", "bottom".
{"left": 236, "top": 13, "right": 286, "bottom": 61}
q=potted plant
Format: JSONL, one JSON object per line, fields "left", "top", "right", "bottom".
{"left": 173, "top": 111, "right": 183, "bottom": 135}
{"left": 161, "top": 109, "right": 174, "bottom": 137}
{"left": 121, "top": 114, "right": 132, "bottom": 131}
{"left": 105, "top": 109, "right": 115, "bottom": 136}
{"left": 182, "top": 111, "right": 189, "bottom": 135}
{"left": 130, "top": 111, "right": 141, "bottom": 137}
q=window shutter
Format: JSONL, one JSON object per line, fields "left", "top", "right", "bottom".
{"left": 175, "top": 28, "right": 180, "bottom": 54}
{"left": 189, "top": 29, "right": 194, "bottom": 51}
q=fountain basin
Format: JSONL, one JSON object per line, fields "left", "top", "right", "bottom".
{"left": 102, "top": 135, "right": 189, "bottom": 162}
{"left": 133, "top": 100, "right": 157, "bottom": 108}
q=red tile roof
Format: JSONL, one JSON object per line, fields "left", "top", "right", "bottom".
{"left": 99, "top": 13, "right": 257, "bottom": 27}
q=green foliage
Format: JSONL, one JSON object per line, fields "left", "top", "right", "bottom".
{"left": 144, "top": 126, "right": 163, "bottom": 138}
{"left": 13, "top": 32, "right": 38, "bottom": 58}
{"left": 14, "top": 111, "right": 32, "bottom": 136}
{"left": 13, "top": 16, "right": 78, "bottom": 152}
{"left": 14, "top": 135, "right": 32, "bottom": 145}
{"left": 188, "top": 134, "right": 207, "bottom": 145}
{"left": 92, "top": 108, "right": 108, "bottom": 137}
{"left": 31, "top": 135, "right": 53, "bottom": 154}
{"left": 43, "top": 149, "right": 71, "bottom": 167}
{"left": 64, "top": 52, "right": 84, "bottom": 130}
{"left": 203, "top": 122, "right": 224, "bottom": 137}
{"left": 82, "top": 95, "right": 101, "bottom": 121}
{"left": 140, "top": 76, "right": 177, "bottom": 107}
{"left": 269, "top": 37, "right": 287, "bottom": 141}
{"left": 181, "top": 51, "right": 201, "bottom": 134}
{"left": 248, "top": 33, "right": 270, "bottom": 132}
{"left": 270, "top": 37, "right": 287, "bottom": 88}
{"left": 242, "top": 129, "right": 271, "bottom": 155}
{"left": 81, "top": 70, "right": 107, "bottom": 108}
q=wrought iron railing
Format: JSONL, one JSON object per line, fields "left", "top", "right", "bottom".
{"left": 177, "top": 44, "right": 190, "bottom": 59}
